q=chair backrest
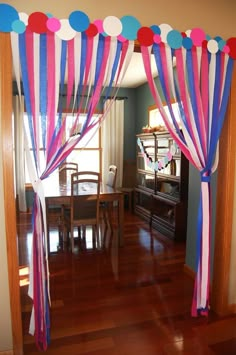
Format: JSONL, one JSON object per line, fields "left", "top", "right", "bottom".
{"left": 70, "top": 171, "right": 101, "bottom": 225}
{"left": 106, "top": 165, "right": 117, "bottom": 188}
{"left": 59, "top": 162, "right": 78, "bottom": 185}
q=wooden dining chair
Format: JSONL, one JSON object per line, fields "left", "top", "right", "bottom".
{"left": 59, "top": 161, "right": 78, "bottom": 185}
{"left": 101, "top": 165, "right": 117, "bottom": 230}
{"left": 47, "top": 161, "right": 78, "bottom": 252}
{"left": 64, "top": 171, "right": 101, "bottom": 253}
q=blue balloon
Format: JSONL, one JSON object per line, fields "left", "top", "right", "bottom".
{"left": 120, "top": 15, "right": 141, "bottom": 40}
{"left": 218, "top": 39, "right": 226, "bottom": 51}
{"left": 0, "top": 4, "right": 19, "bottom": 32}
{"left": 167, "top": 30, "right": 183, "bottom": 49}
{"left": 69, "top": 10, "right": 89, "bottom": 32}
{"left": 12, "top": 20, "right": 26, "bottom": 34}
{"left": 182, "top": 37, "right": 193, "bottom": 50}
{"left": 150, "top": 25, "right": 161, "bottom": 35}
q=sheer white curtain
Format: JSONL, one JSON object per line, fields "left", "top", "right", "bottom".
{"left": 13, "top": 95, "right": 27, "bottom": 212}
{"left": 102, "top": 99, "right": 124, "bottom": 187}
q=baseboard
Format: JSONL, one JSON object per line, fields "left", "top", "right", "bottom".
{"left": 0, "top": 350, "right": 13, "bottom": 355}
{"left": 183, "top": 263, "right": 195, "bottom": 279}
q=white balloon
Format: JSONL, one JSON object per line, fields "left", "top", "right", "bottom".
{"left": 159, "top": 23, "right": 173, "bottom": 43}
{"left": 103, "top": 16, "right": 122, "bottom": 37}
{"left": 19, "top": 12, "right": 28, "bottom": 26}
{"left": 207, "top": 39, "right": 219, "bottom": 54}
{"left": 185, "top": 29, "right": 191, "bottom": 37}
{"left": 56, "top": 19, "right": 76, "bottom": 40}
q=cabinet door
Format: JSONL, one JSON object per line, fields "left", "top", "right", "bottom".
{"left": 136, "top": 170, "right": 155, "bottom": 192}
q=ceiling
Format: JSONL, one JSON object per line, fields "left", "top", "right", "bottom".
{"left": 12, "top": 50, "right": 158, "bottom": 89}
{"left": 120, "top": 52, "right": 158, "bottom": 88}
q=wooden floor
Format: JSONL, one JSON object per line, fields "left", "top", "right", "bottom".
{"left": 17, "top": 210, "right": 236, "bottom": 354}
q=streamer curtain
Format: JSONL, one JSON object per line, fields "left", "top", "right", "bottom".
{"left": 141, "top": 43, "right": 234, "bottom": 317}
{"left": 11, "top": 30, "right": 134, "bottom": 350}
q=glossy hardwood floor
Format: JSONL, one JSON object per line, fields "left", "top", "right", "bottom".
{"left": 17, "top": 209, "right": 236, "bottom": 354}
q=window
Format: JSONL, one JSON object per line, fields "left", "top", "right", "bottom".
{"left": 24, "top": 113, "right": 101, "bottom": 184}
{"left": 148, "top": 102, "right": 181, "bottom": 129}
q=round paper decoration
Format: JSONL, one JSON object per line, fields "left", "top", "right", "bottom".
{"left": 137, "top": 27, "right": 154, "bottom": 46}
{"left": 167, "top": 30, "right": 183, "bottom": 49}
{"left": 0, "top": 3, "right": 234, "bottom": 56}
{"left": 182, "top": 37, "right": 193, "bottom": 49}
{"left": 190, "top": 28, "right": 206, "bottom": 46}
{"left": 207, "top": 39, "right": 219, "bottom": 54}
{"left": 93, "top": 19, "right": 104, "bottom": 34}
{"left": 28, "top": 12, "right": 48, "bottom": 34}
{"left": 150, "top": 25, "right": 161, "bottom": 35}
{"left": 218, "top": 39, "right": 226, "bottom": 51}
{"left": 47, "top": 17, "right": 61, "bottom": 32}
{"left": 85, "top": 23, "right": 98, "bottom": 37}
{"left": 12, "top": 19, "right": 25, "bottom": 34}
{"left": 69, "top": 10, "right": 89, "bottom": 32}
{"left": 103, "top": 16, "right": 122, "bottom": 37}
{"left": 159, "top": 23, "right": 172, "bottom": 43}
{"left": 19, "top": 12, "right": 28, "bottom": 26}
{"left": 120, "top": 15, "right": 141, "bottom": 40}
{"left": 227, "top": 37, "right": 236, "bottom": 59}
{"left": 56, "top": 19, "right": 76, "bottom": 40}
{"left": 0, "top": 3, "right": 19, "bottom": 32}
{"left": 153, "top": 34, "right": 161, "bottom": 44}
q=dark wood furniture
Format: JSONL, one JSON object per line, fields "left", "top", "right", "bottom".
{"left": 44, "top": 178, "right": 124, "bottom": 252}
{"left": 134, "top": 131, "right": 189, "bottom": 241}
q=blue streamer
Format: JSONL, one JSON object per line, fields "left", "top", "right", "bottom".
{"left": 105, "top": 40, "right": 122, "bottom": 100}
{"left": 57, "top": 40, "right": 67, "bottom": 126}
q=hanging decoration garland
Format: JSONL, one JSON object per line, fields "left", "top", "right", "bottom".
{"left": 137, "top": 137, "right": 178, "bottom": 171}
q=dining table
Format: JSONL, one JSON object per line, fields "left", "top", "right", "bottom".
{"left": 43, "top": 178, "right": 124, "bottom": 250}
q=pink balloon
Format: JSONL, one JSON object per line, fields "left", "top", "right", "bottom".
{"left": 93, "top": 19, "right": 104, "bottom": 33}
{"left": 223, "top": 45, "right": 230, "bottom": 54}
{"left": 47, "top": 17, "right": 61, "bottom": 32}
{"left": 190, "top": 28, "right": 206, "bottom": 46}
{"left": 153, "top": 34, "right": 161, "bottom": 44}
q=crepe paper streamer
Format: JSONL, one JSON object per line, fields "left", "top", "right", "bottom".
{"left": 13, "top": 30, "right": 134, "bottom": 349}
{"left": 140, "top": 35, "right": 234, "bottom": 318}
{"left": 137, "top": 137, "right": 177, "bottom": 172}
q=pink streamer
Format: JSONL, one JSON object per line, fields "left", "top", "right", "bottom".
{"left": 191, "top": 47, "right": 207, "bottom": 160}
{"left": 67, "top": 39, "right": 75, "bottom": 109}
{"left": 200, "top": 47, "right": 209, "bottom": 150}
